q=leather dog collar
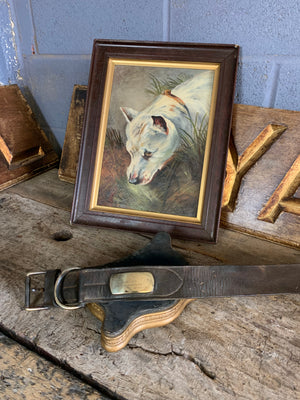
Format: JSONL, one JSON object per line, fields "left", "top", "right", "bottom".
{"left": 26, "top": 263, "right": 300, "bottom": 311}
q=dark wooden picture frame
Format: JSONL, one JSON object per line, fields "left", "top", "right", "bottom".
{"left": 71, "top": 40, "right": 239, "bottom": 241}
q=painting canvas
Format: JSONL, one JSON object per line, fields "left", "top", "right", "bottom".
{"left": 90, "top": 59, "right": 219, "bottom": 222}
{"left": 72, "top": 41, "right": 239, "bottom": 241}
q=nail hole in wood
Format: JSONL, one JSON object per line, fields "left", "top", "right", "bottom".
{"left": 52, "top": 230, "right": 73, "bottom": 241}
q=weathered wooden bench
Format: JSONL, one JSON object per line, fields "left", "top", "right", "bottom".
{"left": 0, "top": 168, "right": 299, "bottom": 399}
{"left": 1, "top": 84, "right": 299, "bottom": 398}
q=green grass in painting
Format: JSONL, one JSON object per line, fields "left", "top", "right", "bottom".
{"left": 175, "top": 113, "right": 208, "bottom": 180}
{"left": 146, "top": 72, "right": 191, "bottom": 96}
{"left": 105, "top": 127, "right": 124, "bottom": 148}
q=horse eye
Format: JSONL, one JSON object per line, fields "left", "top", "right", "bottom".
{"left": 143, "top": 150, "right": 152, "bottom": 160}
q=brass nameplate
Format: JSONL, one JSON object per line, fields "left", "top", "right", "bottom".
{"left": 110, "top": 272, "right": 154, "bottom": 295}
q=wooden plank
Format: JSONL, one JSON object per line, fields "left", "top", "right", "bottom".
{"left": 1, "top": 170, "right": 300, "bottom": 399}
{"left": 0, "top": 333, "right": 110, "bottom": 400}
{"left": 7, "top": 169, "right": 300, "bottom": 265}
{"left": 0, "top": 85, "right": 44, "bottom": 168}
{"left": 0, "top": 85, "right": 58, "bottom": 191}
{"left": 8, "top": 168, "right": 75, "bottom": 211}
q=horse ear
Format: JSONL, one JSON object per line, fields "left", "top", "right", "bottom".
{"left": 120, "top": 107, "right": 138, "bottom": 123}
{"left": 151, "top": 115, "right": 168, "bottom": 134}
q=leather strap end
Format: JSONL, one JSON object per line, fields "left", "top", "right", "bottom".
{"left": 43, "top": 269, "right": 61, "bottom": 307}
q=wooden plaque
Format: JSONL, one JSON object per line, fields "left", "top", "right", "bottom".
{"left": 221, "top": 104, "right": 300, "bottom": 248}
{"left": 0, "top": 85, "right": 58, "bottom": 190}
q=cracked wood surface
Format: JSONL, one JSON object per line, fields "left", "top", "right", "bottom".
{"left": 0, "top": 169, "right": 299, "bottom": 400}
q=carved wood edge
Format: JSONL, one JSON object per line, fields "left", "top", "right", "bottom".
{"left": 257, "top": 154, "right": 300, "bottom": 223}
{"left": 221, "top": 123, "right": 287, "bottom": 212}
{"left": 0, "top": 85, "right": 59, "bottom": 191}
{"left": 87, "top": 299, "right": 194, "bottom": 352}
{"left": 219, "top": 220, "right": 299, "bottom": 249}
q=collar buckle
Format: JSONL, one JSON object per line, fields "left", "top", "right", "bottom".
{"left": 25, "top": 271, "right": 49, "bottom": 311}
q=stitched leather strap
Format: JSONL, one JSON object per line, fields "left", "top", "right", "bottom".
{"left": 42, "top": 264, "right": 300, "bottom": 308}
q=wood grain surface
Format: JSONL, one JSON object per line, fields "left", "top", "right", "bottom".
{"left": 0, "top": 333, "right": 110, "bottom": 400}
{"left": 221, "top": 104, "right": 300, "bottom": 248}
{"left": 1, "top": 169, "right": 299, "bottom": 400}
{"left": 57, "top": 85, "right": 86, "bottom": 184}
{"left": 58, "top": 85, "right": 86, "bottom": 183}
{"left": 0, "top": 85, "right": 58, "bottom": 191}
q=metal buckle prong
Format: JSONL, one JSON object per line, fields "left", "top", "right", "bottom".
{"left": 25, "top": 271, "right": 49, "bottom": 311}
